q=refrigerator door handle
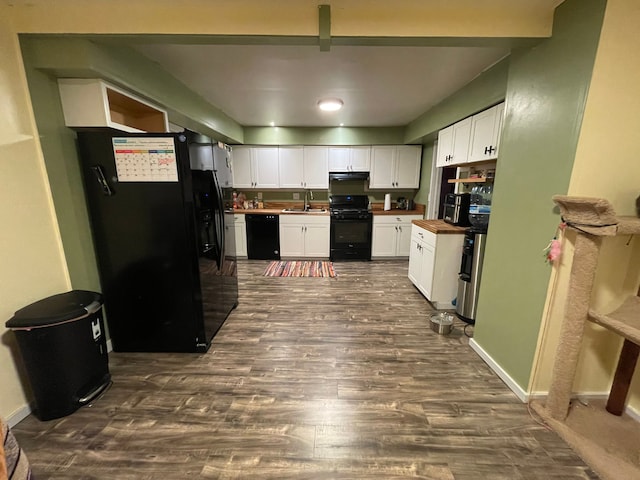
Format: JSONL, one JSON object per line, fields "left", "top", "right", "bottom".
{"left": 212, "top": 170, "right": 226, "bottom": 270}
{"left": 91, "top": 165, "right": 114, "bottom": 196}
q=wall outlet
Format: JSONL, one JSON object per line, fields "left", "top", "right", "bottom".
{"left": 257, "top": 192, "right": 263, "bottom": 200}
{"left": 292, "top": 192, "right": 300, "bottom": 200}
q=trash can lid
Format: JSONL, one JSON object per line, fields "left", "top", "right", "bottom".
{"left": 6, "top": 290, "right": 103, "bottom": 329}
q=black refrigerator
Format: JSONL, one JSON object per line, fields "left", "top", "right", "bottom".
{"left": 76, "top": 130, "right": 238, "bottom": 353}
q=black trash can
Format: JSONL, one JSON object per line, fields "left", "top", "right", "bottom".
{"left": 6, "top": 290, "right": 111, "bottom": 421}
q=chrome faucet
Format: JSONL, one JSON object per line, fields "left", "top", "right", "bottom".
{"left": 304, "top": 189, "right": 314, "bottom": 211}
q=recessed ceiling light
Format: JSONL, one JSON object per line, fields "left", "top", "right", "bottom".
{"left": 318, "top": 98, "right": 344, "bottom": 112}
{"left": 339, "top": 123, "right": 344, "bottom": 127}
{"left": 269, "top": 121, "right": 275, "bottom": 127}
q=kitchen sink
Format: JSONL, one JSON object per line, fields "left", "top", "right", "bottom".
{"left": 281, "top": 208, "right": 327, "bottom": 213}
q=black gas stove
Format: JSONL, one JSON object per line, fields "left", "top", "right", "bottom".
{"left": 329, "top": 195, "right": 372, "bottom": 261}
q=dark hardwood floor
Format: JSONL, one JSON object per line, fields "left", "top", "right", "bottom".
{"left": 12, "top": 260, "right": 598, "bottom": 479}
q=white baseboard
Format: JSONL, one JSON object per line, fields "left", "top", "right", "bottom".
{"left": 469, "top": 338, "right": 529, "bottom": 402}
{"left": 7, "top": 403, "right": 33, "bottom": 428}
{"left": 471, "top": 340, "right": 640, "bottom": 422}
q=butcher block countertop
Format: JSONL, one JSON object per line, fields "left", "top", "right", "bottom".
{"left": 412, "top": 219, "right": 467, "bottom": 234}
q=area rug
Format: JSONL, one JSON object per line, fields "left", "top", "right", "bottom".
{"left": 263, "top": 260, "right": 336, "bottom": 278}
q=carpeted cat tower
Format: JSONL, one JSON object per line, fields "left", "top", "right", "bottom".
{"left": 531, "top": 195, "right": 640, "bottom": 480}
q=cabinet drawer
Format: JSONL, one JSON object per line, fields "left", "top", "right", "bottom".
{"left": 411, "top": 224, "right": 436, "bottom": 248}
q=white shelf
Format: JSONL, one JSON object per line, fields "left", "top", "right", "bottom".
{"left": 58, "top": 79, "right": 168, "bottom": 132}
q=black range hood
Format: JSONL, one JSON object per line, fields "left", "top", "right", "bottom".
{"left": 329, "top": 171, "right": 369, "bottom": 181}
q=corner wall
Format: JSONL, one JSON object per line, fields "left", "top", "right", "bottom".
{"left": 532, "top": 0, "right": 640, "bottom": 411}
{"left": 0, "top": 15, "right": 71, "bottom": 422}
{"left": 472, "top": 0, "right": 607, "bottom": 389}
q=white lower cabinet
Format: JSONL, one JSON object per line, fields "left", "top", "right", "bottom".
{"left": 371, "top": 215, "right": 422, "bottom": 257}
{"left": 279, "top": 215, "right": 330, "bottom": 258}
{"left": 225, "top": 214, "right": 247, "bottom": 258}
{"left": 408, "top": 224, "right": 464, "bottom": 309}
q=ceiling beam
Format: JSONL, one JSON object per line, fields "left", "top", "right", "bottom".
{"left": 318, "top": 5, "right": 331, "bottom": 52}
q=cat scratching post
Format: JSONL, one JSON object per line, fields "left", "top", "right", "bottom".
{"left": 546, "top": 195, "right": 640, "bottom": 420}
{"left": 545, "top": 231, "right": 602, "bottom": 419}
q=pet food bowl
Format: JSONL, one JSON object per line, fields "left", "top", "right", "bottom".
{"left": 430, "top": 313, "right": 454, "bottom": 335}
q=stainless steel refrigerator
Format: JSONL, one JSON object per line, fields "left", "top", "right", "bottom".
{"left": 76, "top": 130, "right": 237, "bottom": 352}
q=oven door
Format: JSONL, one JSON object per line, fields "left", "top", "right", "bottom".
{"left": 330, "top": 215, "right": 373, "bottom": 260}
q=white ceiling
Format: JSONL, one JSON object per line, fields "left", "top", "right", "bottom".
{"left": 135, "top": 43, "right": 510, "bottom": 128}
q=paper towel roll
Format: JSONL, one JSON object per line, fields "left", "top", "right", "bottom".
{"left": 384, "top": 193, "right": 391, "bottom": 211}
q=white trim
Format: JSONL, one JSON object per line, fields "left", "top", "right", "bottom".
{"left": 426, "top": 144, "right": 441, "bottom": 219}
{"left": 6, "top": 403, "right": 33, "bottom": 428}
{"left": 469, "top": 338, "right": 529, "bottom": 402}
{"left": 471, "top": 341, "right": 640, "bottom": 422}
{"left": 626, "top": 404, "right": 640, "bottom": 421}
{"left": 106, "top": 338, "right": 113, "bottom": 353}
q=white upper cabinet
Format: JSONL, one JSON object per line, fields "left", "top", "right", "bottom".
{"left": 231, "top": 146, "right": 253, "bottom": 188}
{"left": 232, "top": 146, "right": 279, "bottom": 188}
{"left": 369, "top": 145, "right": 421, "bottom": 189}
{"left": 468, "top": 103, "right": 505, "bottom": 163}
{"left": 436, "top": 117, "right": 472, "bottom": 167}
{"left": 58, "top": 79, "right": 168, "bottom": 132}
{"left": 278, "top": 146, "right": 328, "bottom": 189}
{"left": 328, "top": 146, "right": 371, "bottom": 172}
{"left": 278, "top": 146, "right": 305, "bottom": 188}
{"left": 213, "top": 145, "right": 233, "bottom": 188}
{"left": 302, "top": 146, "right": 329, "bottom": 189}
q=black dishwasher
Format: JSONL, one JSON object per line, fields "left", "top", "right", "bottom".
{"left": 245, "top": 214, "right": 281, "bottom": 260}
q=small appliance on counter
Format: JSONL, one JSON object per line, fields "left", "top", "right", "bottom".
{"left": 395, "top": 197, "right": 416, "bottom": 210}
{"left": 443, "top": 193, "right": 471, "bottom": 227}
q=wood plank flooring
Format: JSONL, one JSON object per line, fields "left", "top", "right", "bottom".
{"left": 12, "top": 260, "right": 598, "bottom": 479}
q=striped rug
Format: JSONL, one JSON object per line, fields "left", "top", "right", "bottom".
{"left": 263, "top": 260, "right": 337, "bottom": 278}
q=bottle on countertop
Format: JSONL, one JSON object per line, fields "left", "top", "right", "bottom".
{"left": 232, "top": 191, "right": 238, "bottom": 209}
{"left": 469, "top": 184, "right": 493, "bottom": 230}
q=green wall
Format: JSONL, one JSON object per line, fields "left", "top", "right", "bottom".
{"left": 405, "top": 59, "right": 509, "bottom": 144}
{"left": 23, "top": 36, "right": 243, "bottom": 143}
{"left": 473, "top": 0, "right": 607, "bottom": 388}
{"left": 20, "top": 39, "right": 101, "bottom": 291}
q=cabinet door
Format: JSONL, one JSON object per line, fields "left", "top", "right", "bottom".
{"left": 252, "top": 147, "right": 279, "bottom": 188}
{"left": 369, "top": 146, "right": 395, "bottom": 189}
{"left": 394, "top": 146, "right": 422, "bottom": 189}
{"left": 436, "top": 125, "right": 454, "bottom": 168}
{"left": 328, "top": 147, "right": 350, "bottom": 172}
{"left": 395, "top": 222, "right": 414, "bottom": 256}
{"left": 371, "top": 223, "right": 398, "bottom": 257}
{"left": 234, "top": 223, "right": 247, "bottom": 257}
{"left": 304, "top": 223, "right": 330, "bottom": 257}
{"left": 303, "top": 146, "right": 329, "bottom": 189}
{"left": 451, "top": 117, "right": 472, "bottom": 165}
{"left": 280, "top": 223, "right": 305, "bottom": 257}
{"left": 408, "top": 237, "right": 423, "bottom": 287}
{"left": 349, "top": 146, "right": 371, "bottom": 171}
{"left": 468, "top": 103, "right": 504, "bottom": 163}
{"left": 278, "top": 146, "right": 304, "bottom": 188}
{"left": 213, "top": 146, "right": 233, "bottom": 188}
{"left": 421, "top": 242, "right": 436, "bottom": 299}
{"left": 224, "top": 222, "right": 236, "bottom": 257}
{"left": 231, "top": 146, "right": 253, "bottom": 188}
